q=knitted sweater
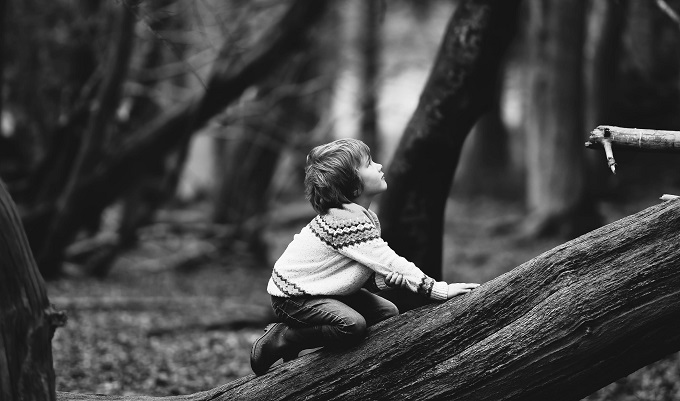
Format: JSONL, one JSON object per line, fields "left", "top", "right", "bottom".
{"left": 267, "top": 203, "right": 448, "bottom": 301}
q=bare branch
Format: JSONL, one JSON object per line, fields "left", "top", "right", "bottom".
{"left": 656, "top": 0, "right": 680, "bottom": 31}
{"left": 585, "top": 125, "right": 680, "bottom": 174}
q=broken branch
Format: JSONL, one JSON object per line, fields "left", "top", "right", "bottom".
{"left": 585, "top": 125, "right": 680, "bottom": 173}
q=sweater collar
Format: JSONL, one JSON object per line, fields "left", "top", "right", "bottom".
{"left": 342, "top": 202, "right": 367, "bottom": 214}
{"left": 342, "top": 203, "right": 379, "bottom": 226}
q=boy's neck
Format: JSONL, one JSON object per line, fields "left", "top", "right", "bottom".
{"left": 352, "top": 195, "right": 373, "bottom": 211}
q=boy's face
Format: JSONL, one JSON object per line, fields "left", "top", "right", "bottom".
{"left": 357, "top": 156, "right": 387, "bottom": 197}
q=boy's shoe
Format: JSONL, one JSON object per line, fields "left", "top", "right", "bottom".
{"left": 250, "top": 323, "right": 291, "bottom": 375}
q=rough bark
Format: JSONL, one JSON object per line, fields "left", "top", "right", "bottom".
{"left": 378, "top": 0, "right": 520, "bottom": 289}
{"left": 0, "top": 179, "right": 63, "bottom": 401}
{"left": 57, "top": 198, "right": 680, "bottom": 400}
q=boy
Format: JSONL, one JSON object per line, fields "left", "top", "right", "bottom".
{"left": 250, "top": 138, "right": 479, "bottom": 375}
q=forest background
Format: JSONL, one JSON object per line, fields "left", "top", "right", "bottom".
{"left": 2, "top": 0, "right": 680, "bottom": 400}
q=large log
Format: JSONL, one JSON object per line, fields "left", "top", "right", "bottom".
{"left": 57, "top": 199, "right": 680, "bottom": 400}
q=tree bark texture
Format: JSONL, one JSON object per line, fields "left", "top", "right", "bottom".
{"left": 57, "top": 199, "right": 680, "bottom": 400}
{"left": 0, "top": 179, "right": 60, "bottom": 401}
{"left": 378, "top": 0, "right": 520, "bottom": 284}
{"left": 31, "top": 0, "right": 329, "bottom": 277}
{"left": 525, "top": 0, "right": 598, "bottom": 238}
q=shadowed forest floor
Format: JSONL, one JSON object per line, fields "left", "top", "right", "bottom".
{"left": 48, "top": 196, "right": 680, "bottom": 399}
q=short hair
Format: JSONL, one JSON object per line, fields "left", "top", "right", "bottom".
{"left": 304, "top": 138, "right": 372, "bottom": 214}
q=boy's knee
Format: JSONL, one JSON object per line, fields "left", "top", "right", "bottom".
{"left": 384, "top": 303, "right": 399, "bottom": 319}
{"left": 338, "top": 316, "right": 367, "bottom": 343}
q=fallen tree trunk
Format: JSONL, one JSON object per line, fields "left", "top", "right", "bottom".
{"left": 57, "top": 198, "right": 680, "bottom": 400}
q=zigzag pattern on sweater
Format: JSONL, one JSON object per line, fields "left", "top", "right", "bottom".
{"left": 309, "top": 214, "right": 380, "bottom": 250}
{"left": 271, "top": 268, "right": 310, "bottom": 297}
{"left": 417, "top": 275, "right": 435, "bottom": 298}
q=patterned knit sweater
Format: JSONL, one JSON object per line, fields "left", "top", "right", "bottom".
{"left": 267, "top": 203, "right": 448, "bottom": 301}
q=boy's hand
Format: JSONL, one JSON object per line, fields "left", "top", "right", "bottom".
{"left": 446, "top": 283, "right": 480, "bottom": 298}
{"left": 384, "top": 272, "right": 407, "bottom": 288}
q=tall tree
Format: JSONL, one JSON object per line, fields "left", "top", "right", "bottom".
{"left": 358, "top": 0, "right": 382, "bottom": 154}
{"left": 378, "top": 0, "right": 520, "bottom": 310}
{"left": 523, "top": 0, "right": 600, "bottom": 238}
{"left": 0, "top": 179, "right": 63, "bottom": 401}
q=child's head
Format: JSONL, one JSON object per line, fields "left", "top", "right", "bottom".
{"left": 304, "top": 138, "right": 372, "bottom": 214}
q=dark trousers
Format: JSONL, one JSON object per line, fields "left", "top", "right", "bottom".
{"left": 271, "top": 289, "right": 399, "bottom": 349}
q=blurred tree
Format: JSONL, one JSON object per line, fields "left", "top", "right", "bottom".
{"left": 584, "top": 0, "right": 627, "bottom": 131}
{"left": 1, "top": 0, "right": 330, "bottom": 278}
{"left": 378, "top": 0, "right": 521, "bottom": 311}
{"left": 617, "top": 0, "right": 680, "bottom": 129}
{"left": 85, "top": 0, "right": 191, "bottom": 277}
{"left": 358, "top": 0, "right": 382, "bottom": 154}
{"left": 582, "top": 0, "right": 628, "bottom": 197}
{"left": 523, "top": 0, "right": 601, "bottom": 238}
{"left": 37, "top": 0, "right": 139, "bottom": 276}
{"left": 451, "top": 92, "right": 516, "bottom": 199}
{"left": 212, "top": 3, "right": 337, "bottom": 258}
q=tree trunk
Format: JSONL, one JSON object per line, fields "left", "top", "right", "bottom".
{"left": 524, "top": 0, "right": 601, "bottom": 238}
{"left": 57, "top": 198, "right": 680, "bottom": 400}
{"left": 0, "top": 179, "right": 62, "bottom": 401}
{"left": 452, "top": 106, "right": 516, "bottom": 199}
{"left": 378, "top": 0, "right": 520, "bottom": 294}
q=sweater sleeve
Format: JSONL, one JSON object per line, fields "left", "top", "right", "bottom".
{"left": 311, "top": 211, "right": 448, "bottom": 301}
{"left": 339, "top": 236, "right": 448, "bottom": 301}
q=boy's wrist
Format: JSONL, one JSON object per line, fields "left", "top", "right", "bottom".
{"left": 430, "top": 281, "right": 448, "bottom": 301}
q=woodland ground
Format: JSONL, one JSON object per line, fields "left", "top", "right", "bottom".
{"left": 48, "top": 196, "right": 680, "bottom": 400}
